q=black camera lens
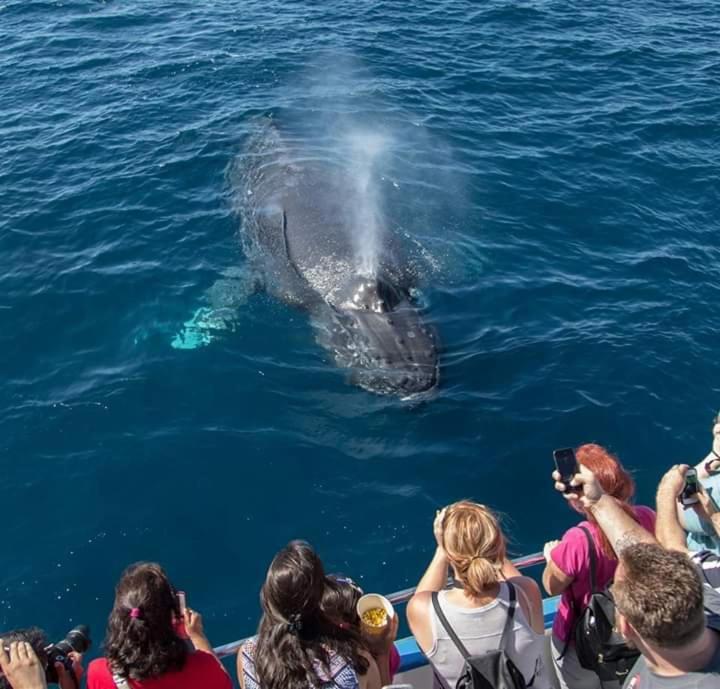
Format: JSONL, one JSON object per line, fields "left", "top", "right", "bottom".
{"left": 62, "top": 625, "right": 91, "bottom": 654}
{"left": 45, "top": 625, "right": 91, "bottom": 685}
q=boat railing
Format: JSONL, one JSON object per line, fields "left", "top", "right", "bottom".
{"left": 213, "top": 551, "right": 545, "bottom": 658}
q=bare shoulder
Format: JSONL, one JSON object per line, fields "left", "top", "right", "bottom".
{"left": 508, "top": 574, "right": 540, "bottom": 596}
{"left": 507, "top": 575, "right": 542, "bottom": 609}
{"left": 357, "top": 651, "right": 381, "bottom": 689}
{"left": 406, "top": 590, "right": 432, "bottom": 619}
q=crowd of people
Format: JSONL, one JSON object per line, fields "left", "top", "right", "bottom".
{"left": 3, "top": 422, "right": 720, "bottom": 689}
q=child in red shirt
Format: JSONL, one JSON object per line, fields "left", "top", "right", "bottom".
{"left": 87, "top": 562, "right": 230, "bottom": 689}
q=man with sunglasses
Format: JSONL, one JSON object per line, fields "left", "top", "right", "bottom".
{"left": 553, "top": 465, "right": 720, "bottom": 688}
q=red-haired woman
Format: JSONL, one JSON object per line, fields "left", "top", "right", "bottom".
{"left": 542, "top": 444, "right": 655, "bottom": 689}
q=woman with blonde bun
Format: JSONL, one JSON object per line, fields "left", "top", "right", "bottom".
{"left": 407, "top": 501, "right": 551, "bottom": 689}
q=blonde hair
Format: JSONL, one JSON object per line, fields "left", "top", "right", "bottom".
{"left": 441, "top": 501, "right": 507, "bottom": 596}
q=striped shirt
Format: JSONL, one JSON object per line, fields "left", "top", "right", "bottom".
{"left": 692, "top": 550, "right": 720, "bottom": 590}
{"left": 241, "top": 637, "right": 359, "bottom": 689}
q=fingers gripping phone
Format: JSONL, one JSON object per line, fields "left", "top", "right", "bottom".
{"left": 177, "top": 591, "right": 187, "bottom": 616}
{"left": 679, "top": 468, "right": 700, "bottom": 507}
{"left": 553, "top": 448, "right": 580, "bottom": 494}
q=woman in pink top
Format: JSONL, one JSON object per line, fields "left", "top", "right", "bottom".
{"left": 542, "top": 444, "right": 656, "bottom": 689}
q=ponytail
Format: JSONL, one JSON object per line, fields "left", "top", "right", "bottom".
{"left": 254, "top": 541, "right": 369, "bottom": 689}
{"left": 441, "top": 501, "right": 507, "bottom": 596}
{"left": 463, "top": 557, "right": 500, "bottom": 596}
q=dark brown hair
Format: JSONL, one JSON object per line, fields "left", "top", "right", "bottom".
{"left": 104, "top": 562, "right": 187, "bottom": 680}
{"left": 0, "top": 629, "right": 48, "bottom": 689}
{"left": 254, "top": 541, "right": 369, "bottom": 689}
{"left": 320, "top": 575, "right": 364, "bottom": 629}
{"left": 613, "top": 544, "right": 705, "bottom": 648}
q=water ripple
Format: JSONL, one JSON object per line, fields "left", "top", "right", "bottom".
{"left": 1, "top": 0, "right": 720, "bottom": 647}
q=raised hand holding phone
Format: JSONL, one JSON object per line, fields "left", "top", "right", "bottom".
{"left": 552, "top": 464, "right": 605, "bottom": 509}
{"left": 177, "top": 591, "right": 187, "bottom": 616}
{"left": 679, "top": 468, "right": 700, "bottom": 507}
{"left": 553, "top": 448, "right": 580, "bottom": 494}
{"left": 174, "top": 591, "right": 189, "bottom": 640}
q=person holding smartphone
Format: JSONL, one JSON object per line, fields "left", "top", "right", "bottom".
{"left": 542, "top": 444, "right": 656, "bottom": 689}
{"left": 87, "top": 562, "right": 230, "bottom": 689}
{"left": 673, "top": 411, "right": 720, "bottom": 554}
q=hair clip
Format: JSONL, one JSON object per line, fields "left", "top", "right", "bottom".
{"left": 286, "top": 613, "right": 303, "bottom": 634}
{"left": 130, "top": 607, "right": 142, "bottom": 619}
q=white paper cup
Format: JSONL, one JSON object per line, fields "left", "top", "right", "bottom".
{"left": 356, "top": 593, "right": 394, "bottom": 636}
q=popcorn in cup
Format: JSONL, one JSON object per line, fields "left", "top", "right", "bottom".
{"left": 356, "top": 593, "right": 394, "bottom": 636}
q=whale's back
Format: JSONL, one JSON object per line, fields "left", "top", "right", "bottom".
{"left": 239, "top": 131, "right": 392, "bottom": 304}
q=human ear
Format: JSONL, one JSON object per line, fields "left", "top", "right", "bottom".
{"left": 615, "top": 613, "right": 636, "bottom": 646}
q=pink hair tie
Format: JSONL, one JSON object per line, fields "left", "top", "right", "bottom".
{"left": 130, "top": 608, "right": 142, "bottom": 619}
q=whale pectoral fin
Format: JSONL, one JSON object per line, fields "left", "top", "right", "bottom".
{"left": 207, "top": 265, "right": 262, "bottom": 310}
{"left": 170, "top": 266, "right": 262, "bottom": 350}
{"left": 171, "top": 306, "right": 231, "bottom": 349}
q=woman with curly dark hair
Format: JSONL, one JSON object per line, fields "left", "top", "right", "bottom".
{"left": 87, "top": 562, "right": 230, "bottom": 689}
{"left": 238, "top": 541, "right": 391, "bottom": 689}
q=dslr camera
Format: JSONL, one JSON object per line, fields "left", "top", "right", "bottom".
{"left": 1, "top": 625, "right": 90, "bottom": 688}
{"left": 44, "top": 625, "right": 91, "bottom": 684}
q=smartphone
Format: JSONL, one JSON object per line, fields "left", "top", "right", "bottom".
{"left": 177, "top": 591, "right": 187, "bottom": 616}
{"left": 553, "top": 448, "right": 579, "bottom": 493}
{"left": 679, "top": 469, "right": 700, "bottom": 507}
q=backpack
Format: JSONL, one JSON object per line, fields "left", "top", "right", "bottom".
{"left": 431, "top": 581, "right": 530, "bottom": 689}
{"left": 572, "top": 526, "right": 640, "bottom": 683}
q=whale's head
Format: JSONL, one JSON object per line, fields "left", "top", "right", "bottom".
{"left": 316, "top": 275, "right": 439, "bottom": 398}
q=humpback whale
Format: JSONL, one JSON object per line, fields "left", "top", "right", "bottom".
{"left": 237, "top": 125, "right": 439, "bottom": 397}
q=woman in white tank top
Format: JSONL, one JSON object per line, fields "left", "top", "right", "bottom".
{"left": 406, "top": 501, "right": 552, "bottom": 689}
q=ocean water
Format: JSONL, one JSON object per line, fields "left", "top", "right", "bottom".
{"left": 1, "top": 0, "right": 719, "bottom": 668}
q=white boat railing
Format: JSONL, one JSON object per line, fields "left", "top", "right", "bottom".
{"left": 213, "top": 550, "right": 545, "bottom": 658}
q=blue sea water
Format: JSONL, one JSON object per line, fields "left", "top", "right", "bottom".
{"left": 1, "top": 0, "right": 719, "bottom": 669}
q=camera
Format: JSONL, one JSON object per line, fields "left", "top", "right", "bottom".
{"left": 0, "top": 625, "right": 91, "bottom": 688}
{"left": 44, "top": 625, "right": 91, "bottom": 685}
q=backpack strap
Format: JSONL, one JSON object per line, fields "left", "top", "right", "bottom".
{"left": 501, "top": 582, "right": 537, "bottom": 686}
{"left": 557, "top": 527, "right": 598, "bottom": 661}
{"left": 498, "top": 581, "right": 518, "bottom": 650}
{"left": 431, "top": 591, "right": 472, "bottom": 659}
{"left": 578, "top": 526, "right": 598, "bottom": 594}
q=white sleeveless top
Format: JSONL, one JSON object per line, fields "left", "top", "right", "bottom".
{"left": 427, "top": 583, "right": 551, "bottom": 689}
